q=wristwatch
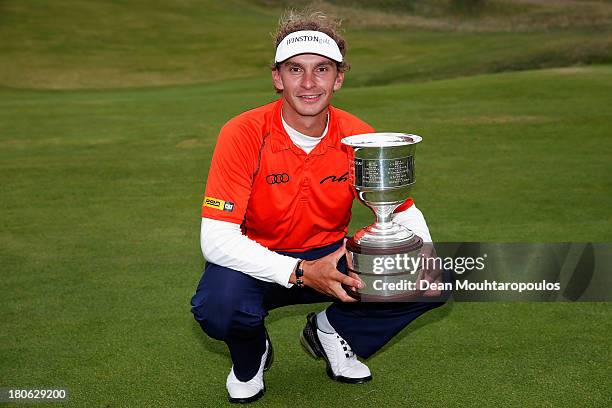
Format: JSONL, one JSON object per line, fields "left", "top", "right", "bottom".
{"left": 295, "top": 259, "right": 305, "bottom": 288}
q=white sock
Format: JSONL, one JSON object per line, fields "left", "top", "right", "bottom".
{"left": 316, "top": 310, "right": 336, "bottom": 334}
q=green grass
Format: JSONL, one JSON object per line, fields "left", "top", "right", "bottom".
{"left": 1, "top": 0, "right": 611, "bottom": 89}
{"left": 1, "top": 1, "right": 611, "bottom": 407}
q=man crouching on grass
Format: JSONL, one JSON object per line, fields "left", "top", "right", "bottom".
{"left": 190, "top": 9, "right": 445, "bottom": 403}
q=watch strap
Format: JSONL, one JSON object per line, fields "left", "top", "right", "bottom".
{"left": 295, "top": 259, "right": 305, "bottom": 288}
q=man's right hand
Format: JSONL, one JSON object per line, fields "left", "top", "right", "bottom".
{"left": 295, "top": 243, "right": 364, "bottom": 302}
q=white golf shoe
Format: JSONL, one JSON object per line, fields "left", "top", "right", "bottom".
{"left": 226, "top": 334, "right": 273, "bottom": 403}
{"left": 300, "top": 312, "right": 372, "bottom": 383}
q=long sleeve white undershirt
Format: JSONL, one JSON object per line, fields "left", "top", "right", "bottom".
{"left": 201, "top": 205, "right": 431, "bottom": 288}
{"left": 200, "top": 218, "right": 299, "bottom": 288}
{"left": 200, "top": 117, "right": 432, "bottom": 287}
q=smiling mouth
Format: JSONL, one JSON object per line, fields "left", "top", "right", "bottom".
{"left": 298, "top": 94, "right": 323, "bottom": 102}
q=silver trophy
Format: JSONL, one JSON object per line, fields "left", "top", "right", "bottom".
{"left": 341, "top": 133, "right": 424, "bottom": 301}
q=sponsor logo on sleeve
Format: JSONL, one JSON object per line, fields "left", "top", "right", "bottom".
{"left": 203, "top": 196, "right": 234, "bottom": 212}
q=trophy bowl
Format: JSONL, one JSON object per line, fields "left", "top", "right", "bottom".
{"left": 341, "top": 133, "right": 424, "bottom": 301}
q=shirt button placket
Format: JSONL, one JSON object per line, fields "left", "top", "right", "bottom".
{"left": 300, "top": 157, "right": 310, "bottom": 202}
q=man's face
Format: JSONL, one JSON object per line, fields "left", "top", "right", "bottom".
{"left": 272, "top": 54, "right": 344, "bottom": 118}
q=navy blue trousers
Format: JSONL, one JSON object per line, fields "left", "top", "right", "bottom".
{"left": 191, "top": 239, "right": 444, "bottom": 381}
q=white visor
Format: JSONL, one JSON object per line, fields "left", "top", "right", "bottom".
{"left": 275, "top": 30, "right": 343, "bottom": 63}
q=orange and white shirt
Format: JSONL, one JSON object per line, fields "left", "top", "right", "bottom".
{"left": 200, "top": 98, "right": 427, "bottom": 286}
{"left": 202, "top": 98, "right": 406, "bottom": 250}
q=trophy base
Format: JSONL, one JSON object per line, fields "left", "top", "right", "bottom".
{"left": 345, "top": 233, "right": 423, "bottom": 302}
{"left": 353, "top": 221, "right": 416, "bottom": 247}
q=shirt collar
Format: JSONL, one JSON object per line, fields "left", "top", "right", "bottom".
{"left": 269, "top": 98, "right": 340, "bottom": 155}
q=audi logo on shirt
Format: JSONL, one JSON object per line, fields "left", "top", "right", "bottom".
{"left": 266, "top": 173, "right": 290, "bottom": 184}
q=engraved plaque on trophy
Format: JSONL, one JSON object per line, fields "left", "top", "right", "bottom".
{"left": 341, "top": 133, "right": 424, "bottom": 301}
